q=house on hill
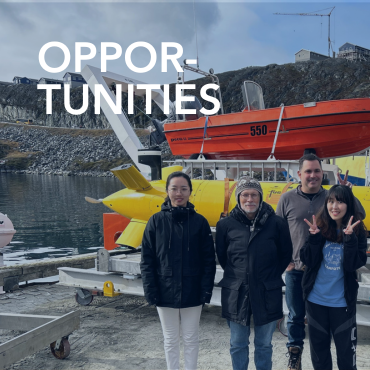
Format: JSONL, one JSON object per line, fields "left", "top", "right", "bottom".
{"left": 13, "top": 76, "right": 38, "bottom": 85}
{"left": 38, "top": 77, "right": 64, "bottom": 86}
{"left": 295, "top": 49, "right": 330, "bottom": 63}
{"left": 338, "top": 43, "right": 370, "bottom": 61}
{"left": 63, "top": 72, "right": 86, "bottom": 88}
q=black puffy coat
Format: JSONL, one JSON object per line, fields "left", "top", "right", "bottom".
{"left": 140, "top": 201, "right": 216, "bottom": 309}
{"left": 300, "top": 231, "right": 367, "bottom": 316}
{"left": 216, "top": 203, "right": 292, "bottom": 326}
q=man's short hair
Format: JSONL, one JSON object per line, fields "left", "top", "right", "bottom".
{"left": 299, "top": 153, "right": 322, "bottom": 170}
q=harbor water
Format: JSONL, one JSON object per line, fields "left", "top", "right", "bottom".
{"left": 0, "top": 173, "right": 123, "bottom": 265}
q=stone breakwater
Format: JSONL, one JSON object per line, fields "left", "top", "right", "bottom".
{"left": 0, "top": 124, "right": 149, "bottom": 176}
{"left": 0, "top": 124, "right": 174, "bottom": 176}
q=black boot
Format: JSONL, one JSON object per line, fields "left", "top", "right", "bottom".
{"left": 287, "top": 347, "right": 302, "bottom": 370}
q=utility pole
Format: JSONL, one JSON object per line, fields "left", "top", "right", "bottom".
{"left": 274, "top": 6, "right": 335, "bottom": 57}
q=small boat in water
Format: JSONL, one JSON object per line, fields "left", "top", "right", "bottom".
{"left": 163, "top": 81, "right": 370, "bottom": 160}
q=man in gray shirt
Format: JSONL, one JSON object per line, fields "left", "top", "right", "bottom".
{"left": 276, "top": 153, "right": 365, "bottom": 370}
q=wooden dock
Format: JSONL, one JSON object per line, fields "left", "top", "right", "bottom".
{"left": 0, "top": 253, "right": 96, "bottom": 291}
{"left": 0, "top": 248, "right": 136, "bottom": 291}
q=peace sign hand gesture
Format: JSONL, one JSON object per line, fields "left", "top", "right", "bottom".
{"left": 304, "top": 215, "right": 320, "bottom": 235}
{"left": 337, "top": 170, "right": 353, "bottom": 189}
{"left": 343, "top": 216, "right": 361, "bottom": 235}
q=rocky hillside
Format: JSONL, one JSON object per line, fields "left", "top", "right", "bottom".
{"left": 1, "top": 58, "right": 370, "bottom": 127}
{"left": 1, "top": 58, "right": 370, "bottom": 175}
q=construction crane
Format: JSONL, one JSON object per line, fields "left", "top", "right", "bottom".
{"left": 274, "top": 6, "right": 335, "bottom": 57}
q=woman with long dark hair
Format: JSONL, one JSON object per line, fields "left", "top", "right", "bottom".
{"left": 300, "top": 185, "right": 367, "bottom": 370}
{"left": 140, "top": 171, "right": 216, "bottom": 370}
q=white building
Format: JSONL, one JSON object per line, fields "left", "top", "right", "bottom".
{"left": 295, "top": 49, "right": 330, "bottom": 63}
{"left": 38, "top": 77, "right": 64, "bottom": 85}
{"left": 63, "top": 72, "right": 86, "bottom": 88}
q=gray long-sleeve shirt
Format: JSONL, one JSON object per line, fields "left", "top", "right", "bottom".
{"left": 276, "top": 186, "right": 365, "bottom": 270}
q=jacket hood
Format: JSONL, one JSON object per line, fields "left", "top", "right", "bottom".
{"left": 230, "top": 201, "right": 275, "bottom": 227}
{"left": 161, "top": 200, "right": 196, "bottom": 251}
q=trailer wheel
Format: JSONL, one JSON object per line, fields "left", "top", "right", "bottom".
{"left": 50, "top": 338, "right": 70, "bottom": 359}
{"left": 75, "top": 288, "right": 93, "bottom": 306}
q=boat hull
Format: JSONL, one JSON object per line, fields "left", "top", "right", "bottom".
{"left": 164, "top": 98, "right": 370, "bottom": 160}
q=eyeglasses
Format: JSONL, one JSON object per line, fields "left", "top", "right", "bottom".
{"left": 168, "top": 188, "right": 190, "bottom": 194}
{"left": 240, "top": 193, "right": 259, "bottom": 199}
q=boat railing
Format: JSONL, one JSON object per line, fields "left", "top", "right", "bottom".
{"left": 365, "top": 149, "right": 370, "bottom": 186}
{"left": 178, "top": 64, "right": 224, "bottom": 115}
{"left": 166, "top": 158, "right": 300, "bottom": 182}
{"left": 166, "top": 158, "right": 338, "bottom": 184}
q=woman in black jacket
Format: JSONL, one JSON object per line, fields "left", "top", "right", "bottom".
{"left": 140, "top": 171, "right": 216, "bottom": 370}
{"left": 301, "top": 185, "right": 367, "bottom": 370}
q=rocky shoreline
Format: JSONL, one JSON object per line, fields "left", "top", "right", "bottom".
{"left": 0, "top": 123, "right": 157, "bottom": 177}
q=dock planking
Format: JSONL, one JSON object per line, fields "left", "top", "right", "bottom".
{"left": 0, "top": 248, "right": 136, "bottom": 291}
{"left": 0, "top": 253, "right": 96, "bottom": 291}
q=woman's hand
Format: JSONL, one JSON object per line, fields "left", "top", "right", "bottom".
{"left": 337, "top": 170, "right": 353, "bottom": 189}
{"left": 343, "top": 216, "right": 361, "bottom": 235}
{"left": 304, "top": 215, "right": 320, "bottom": 235}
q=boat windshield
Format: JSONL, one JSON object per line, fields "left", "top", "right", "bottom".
{"left": 242, "top": 81, "right": 265, "bottom": 111}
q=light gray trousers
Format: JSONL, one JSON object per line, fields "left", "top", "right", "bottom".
{"left": 157, "top": 305, "right": 203, "bottom": 370}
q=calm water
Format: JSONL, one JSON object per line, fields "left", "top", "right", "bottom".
{"left": 0, "top": 173, "right": 123, "bottom": 265}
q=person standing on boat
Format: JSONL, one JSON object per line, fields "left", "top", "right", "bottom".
{"left": 276, "top": 153, "right": 365, "bottom": 370}
{"left": 216, "top": 177, "right": 292, "bottom": 370}
{"left": 140, "top": 171, "right": 216, "bottom": 370}
{"left": 301, "top": 185, "right": 367, "bottom": 370}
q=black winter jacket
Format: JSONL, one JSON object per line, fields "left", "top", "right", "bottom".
{"left": 216, "top": 202, "right": 292, "bottom": 326}
{"left": 300, "top": 231, "right": 367, "bottom": 316}
{"left": 140, "top": 201, "right": 216, "bottom": 309}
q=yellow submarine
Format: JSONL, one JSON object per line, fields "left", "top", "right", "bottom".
{"left": 96, "top": 163, "right": 370, "bottom": 249}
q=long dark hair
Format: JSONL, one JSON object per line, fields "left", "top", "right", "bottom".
{"left": 164, "top": 171, "right": 192, "bottom": 204}
{"left": 316, "top": 185, "right": 366, "bottom": 242}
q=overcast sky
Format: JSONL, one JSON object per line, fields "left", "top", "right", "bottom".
{"left": 1, "top": 1, "right": 369, "bottom": 84}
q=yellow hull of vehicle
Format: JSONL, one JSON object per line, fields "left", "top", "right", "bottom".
{"left": 335, "top": 156, "right": 367, "bottom": 184}
{"left": 101, "top": 165, "right": 370, "bottom": 249}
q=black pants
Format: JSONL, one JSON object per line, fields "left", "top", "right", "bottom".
{"left": 306, "top": 301, "right": 357, "bottom": 370}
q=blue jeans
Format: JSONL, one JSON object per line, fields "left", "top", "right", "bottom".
{"left": 285, "top": 269, "right": 306, "bottom": 349}
{"left": 227, "top": 319, "right": 277, "bottom": 370}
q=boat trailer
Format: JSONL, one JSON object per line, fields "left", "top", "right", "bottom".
{"left": 0, "top": 311, "right": 80, "bottom": 370}
{"left": 0, "top": 214, "right": 80, "bottom": 370}
{"left": 59, "top": 248, "right": 370, "bottom": 328}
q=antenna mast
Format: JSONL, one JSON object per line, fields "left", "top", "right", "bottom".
{"left": 274, "top": 6, "right": 335, "bottom": 57}
{"left": 193, "top": 0, "right": 199, "bottom": 68}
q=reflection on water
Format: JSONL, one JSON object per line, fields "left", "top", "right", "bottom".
{"left": 0, "top": 173, "right": 123, "bottom": 264}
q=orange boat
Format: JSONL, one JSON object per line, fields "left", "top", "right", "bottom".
{"left": 163, "top": 81, "right": 370, "bottom": 160}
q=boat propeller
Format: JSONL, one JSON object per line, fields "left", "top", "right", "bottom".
{"left": 85, "top": 196, "right": 103, "bottom": 204}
